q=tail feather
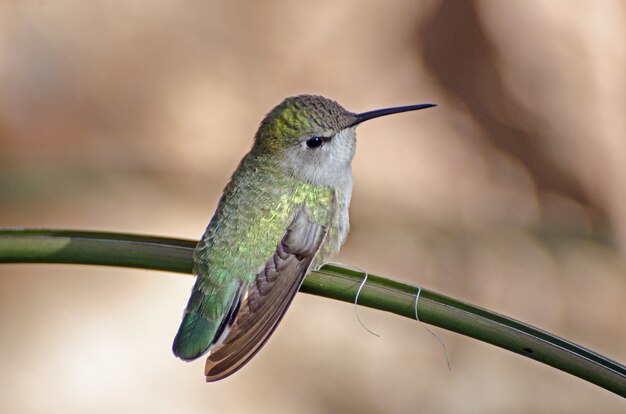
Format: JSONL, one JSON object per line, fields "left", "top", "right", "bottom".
{"left": 173, "top": 280, "right": 244, "bottom": 361}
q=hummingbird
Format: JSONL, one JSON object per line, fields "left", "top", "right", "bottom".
{"left": 173, "top": 95, "right": 436, "bottom": 381}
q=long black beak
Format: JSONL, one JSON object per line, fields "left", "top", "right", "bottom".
{"left": 349, "top": 103, "right": 436, "bottom": 127}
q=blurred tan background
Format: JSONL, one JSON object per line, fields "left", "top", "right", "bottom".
{"left": 1, "top": 0, "right": 625, "bottom": 412}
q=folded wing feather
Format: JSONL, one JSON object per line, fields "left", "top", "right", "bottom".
{"left": 204, "top": 206, "right": 328, "bottom": 381}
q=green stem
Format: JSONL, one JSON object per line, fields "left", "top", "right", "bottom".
{"left": 1, "top": 228, "right": 624, "bottom": 397}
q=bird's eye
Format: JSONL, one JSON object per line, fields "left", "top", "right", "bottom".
{"left": 306, "top": 136, "right": 331, "bottom": 149}
{"left": 306, "top": 137, "right": 323, "bottom": 148}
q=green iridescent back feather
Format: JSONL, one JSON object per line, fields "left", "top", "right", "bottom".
{"left": 173, "top": 153, "right": 334, "bottom": 360}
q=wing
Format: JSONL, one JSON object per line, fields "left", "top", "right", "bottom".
{"left": 203, "top": 205, "right": 328, "bottom": 382}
